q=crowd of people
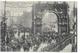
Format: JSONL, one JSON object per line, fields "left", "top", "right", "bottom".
{"left": 5, "top": 27, "right": 58, "bottom": 51}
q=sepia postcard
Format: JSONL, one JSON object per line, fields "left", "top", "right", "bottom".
{"left": 0, "top": 0, "right": 77, "bottom": 52}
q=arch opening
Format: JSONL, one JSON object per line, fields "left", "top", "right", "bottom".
{"left": 42, "top": 11, "right": 58, "bottom": 33}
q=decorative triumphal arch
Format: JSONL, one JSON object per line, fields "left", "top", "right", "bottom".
{"left": 32, "top": 2, "right": 69, "bottom": 35}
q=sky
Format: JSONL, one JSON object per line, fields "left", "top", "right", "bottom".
{"left": 0, "top": 1, "right": 76, "bottom": 28}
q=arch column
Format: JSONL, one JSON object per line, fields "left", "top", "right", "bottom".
{"left": 71, "top": 36, "right": 76, "bottom": 52}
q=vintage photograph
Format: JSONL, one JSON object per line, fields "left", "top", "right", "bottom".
{"left": 0, "top": 1, "right": 77, "bottom": 52}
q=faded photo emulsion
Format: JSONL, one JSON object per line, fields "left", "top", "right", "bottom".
{"left": 0, "top": 1, "right": 77, "bottom": 52}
